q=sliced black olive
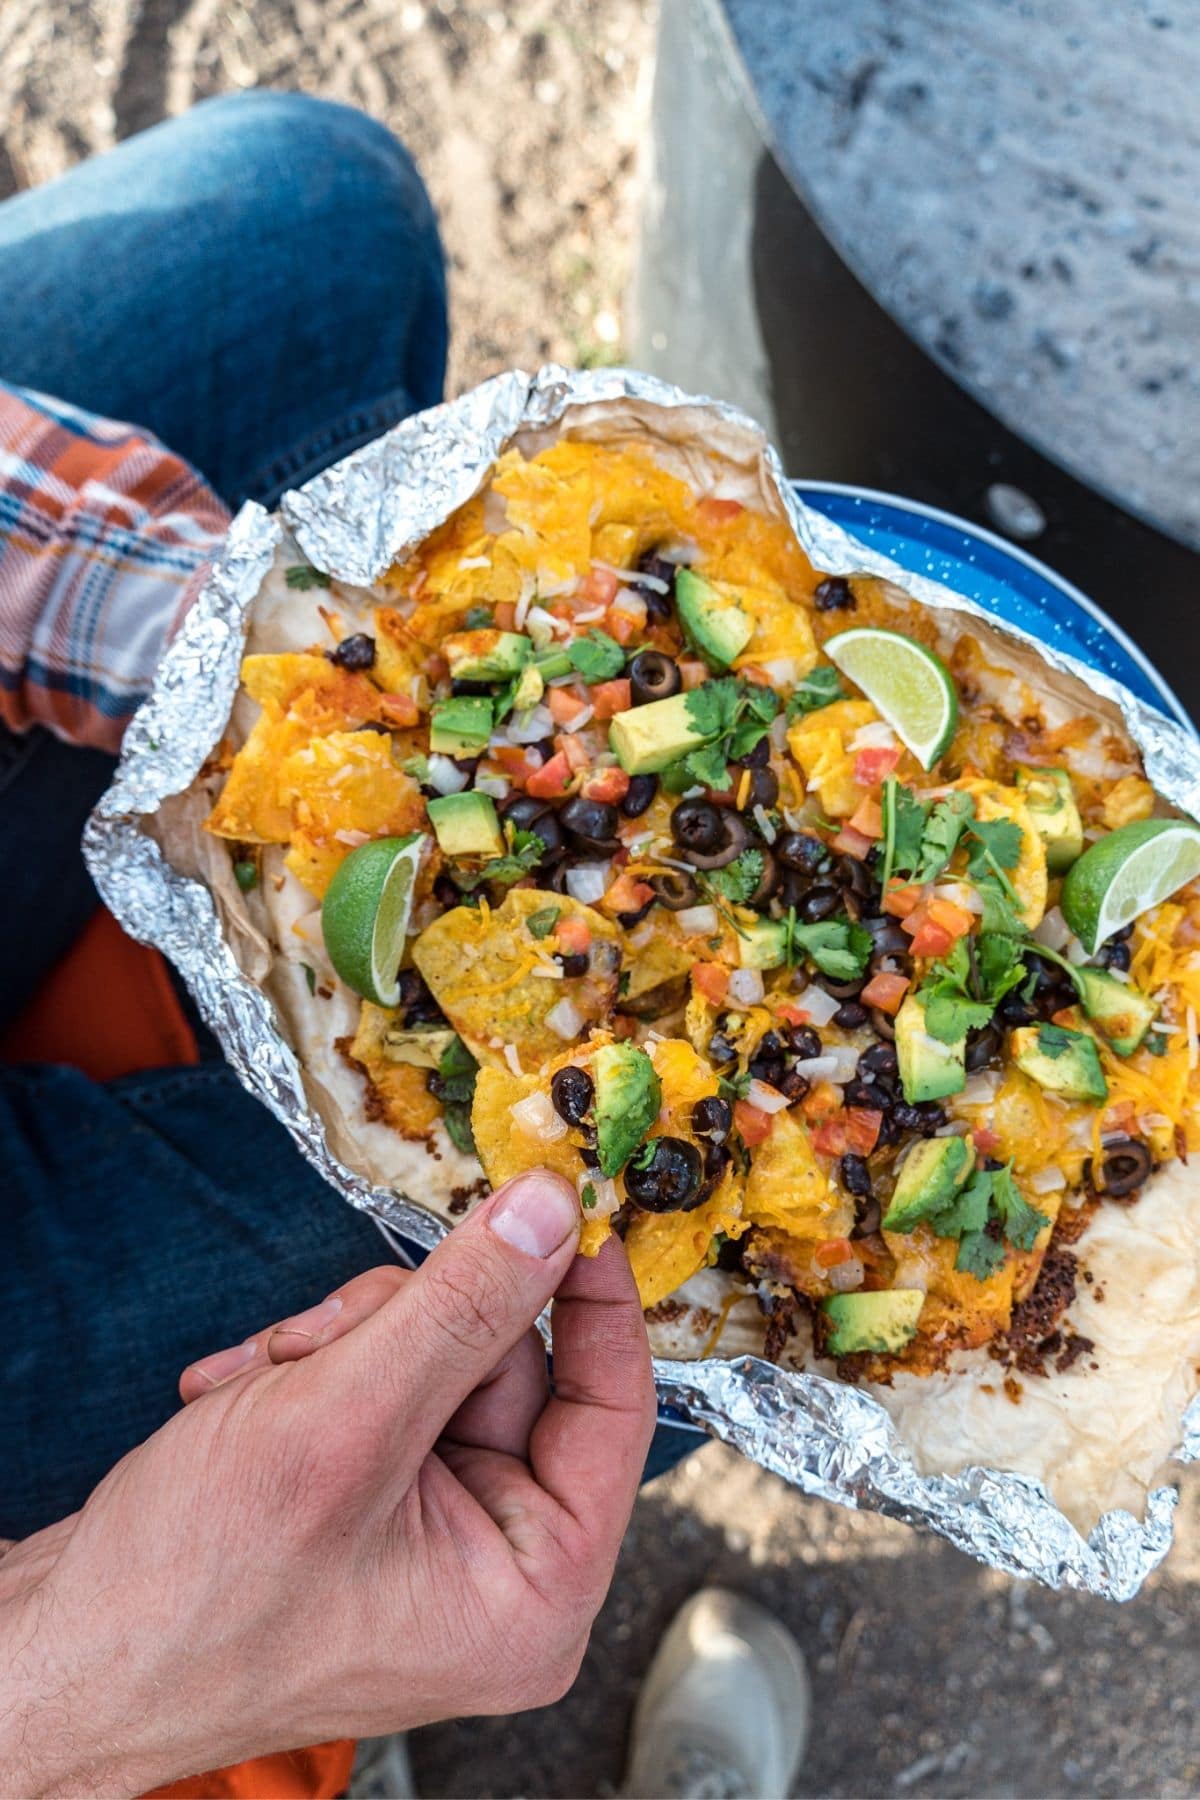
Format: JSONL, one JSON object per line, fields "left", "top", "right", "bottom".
{"left": 629, "top": 650, "right": 682, "bottom": 706}
{"left": 748, "top": 848, "right": 779, "bottom": 906}
{"left": 868, "top": 1006, "right": 897, "bottom": 1042}
{"left": 686, "top": 810, "right": 750, "bottom": 871}
{"left": 965, "top": 1021, "right": 1002, "bottom": 1071}
{"left": 554, "top": 951, "right": 590, "bottom": 978}
{"left": 648, "top": 869, "right": 700, "bottom": 911}
{"left": 797, "top": 883, "right": 842, "bottom": 923}
{"left": 833, "top": 1000, "right": 868, "bottom": 1030}
{"left": 328, "top": 632, "right": 376, "bottom": 671}
{"left": 625, "top": 1136, "right": 706, "bottom": 1212}
{"left": 839, "top": 1153, "right": 873, "bottom": 1198}
{"left": 776, "top": 832, "right": 828, "bottom": 874}
{"left": 561, "top": 796, "right": 620, "bottom": 846}
{"left": 1088, "top": 1136, "right": 1153, "bottom": 1199}
{"left": 813, "top": 576, "right": 855, "bottom": 612}
{"left": 818, "top": 972, "right": 867, "bottom": 1001}
{"left": 550, "top": 1064, "right": 594, "bottom": 1125}
{"left": 859, "top": 1041, "right": 898, "bottom": 1078}
{"left": 691, "top": 1095, "right": 732, "bottom": 1139}
{"left": 620, "top": 774, "right": 658, "bottom": 818}
{"left": 786, "top": 1024, "right": 823, "bottom": 1060}
{"left": 670, "top": 798, "right": 726, "bottom": 854}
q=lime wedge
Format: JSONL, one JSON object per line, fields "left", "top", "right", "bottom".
{"left": 1061, "top": 817, "right": 1200, "bottom": 952}
{"left": 823, "top": 627, "right": 958, "bottom": 769}
{"left": 321, "top": 833, "right": 427, "bottom": 1005}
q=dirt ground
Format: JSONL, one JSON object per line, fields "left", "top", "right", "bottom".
{"left": 4, "top": 5, "right": 1200, "bottom": 1796}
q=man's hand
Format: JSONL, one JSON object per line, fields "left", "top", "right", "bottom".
{"left": 0, "top": 1171, "right": 656, "bottom": 1797}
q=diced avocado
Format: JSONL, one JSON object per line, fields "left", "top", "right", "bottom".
{"left": 426, "top": 790, "right": 505, "bottom": 860}
{"left": 1070, "top": 965, "right": 1157, "bottom": 1056}
{"left": 380, "top": 1025, "right": 458, "bottom": 1069}
{"left": 609, "top": 690, "right": 710, "bottom": 775}
{"left": 738, "top": 918, "right": 788, "bottom": 970}
{"left": 675, "top": 568, "right": 754, "bottom": 669}
{"left": 429, "top": 695, "right": 493, "bottom": 756}
{"left": 1011, "top": 1023, "right": 1109, "bottom": 1102}
{"left": 820, "top": 1289, "right": 925, "bottom": 1357}
{"left": 593, "top": 1042, "right": 662, "bottom": 1177}
{"left": 442, "top": 628, "right": 531, "bottom": 682}
{"left": 1015, "top": 766, "right": 1084, "bottom": 873}
{"left": 512, "top": 663, "right": 545, "bottom": 711}
{"left": 882, "top": 1135, "right": 974, "bottom": 1233}
{"left": 895, "top": 994, "right": 966, "bottom": 1103}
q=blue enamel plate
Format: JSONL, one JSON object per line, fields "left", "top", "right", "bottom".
{"left": 795, "top": 481, "right": 1195, "bottom": 736}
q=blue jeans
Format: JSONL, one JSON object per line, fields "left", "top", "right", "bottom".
{"left": 0, "top": 95, "right": 693, "bottom": 1540}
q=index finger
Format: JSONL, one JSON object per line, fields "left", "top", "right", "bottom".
{"left": 527, "top": 1236, "right": 657, "bottom": 1562}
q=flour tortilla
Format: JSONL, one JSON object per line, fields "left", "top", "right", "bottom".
{"left": 151, "top": 396, "right": 1198, "bottom": 1531}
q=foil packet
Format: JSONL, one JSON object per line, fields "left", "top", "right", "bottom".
{"left": 85, "top": 366, "right": 1200, "bottom": 1601}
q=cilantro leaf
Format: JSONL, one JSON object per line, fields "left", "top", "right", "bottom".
{"left": 979, "top": 882, "right": 1029, "bottom": 937}
{"left": 727, "top": 713, "right": 774, "bottom": 764}
{"left": 786, "top": 665, "right": 844, "bottom": 718}
{"left": 932, "top": 1161, "right": 1047, "bottom": 1278}
{"left": 924, "top": 990, "right": 994, "bottom": 1042}
{"left": 567, "top": 629, "right": 626, "bottom": 684}
{"left": 976, "top": 932, "right": 1029, "bottom": 1005}
{"left": 683, "top": 678, "right": 780, "bottom": 774}
{"left": 453, "top": 826, "right": 546, "bottom": 891}
{"left": 790, "top": 916, "right": 873, "bottom": 981}
{"left": 991, "top": 1162, "right": 1048, "bottom": 1252}
{"left": 956, "top": 1228, "right": 1008, "bottom": 1281}
{"left": 1036, "top": 1022, "right": 1076, "bottom": 1059}
{"left": 302, "top": 963, "right": 317, "bottom": 994}
{"left": 883, "top": 779, "right": 931, "bottom": 884}
{"left": 432, "top": 1034, "right": 479, "bottom": 1153}
{"left": 581, "top": 1182, "right": 598, "bottom": 1209}
{"left": 284, "top": 564, "right": 331, "bottom": 590}
{"left": 966, "top": 814, "right": 1023, "bottom": 871}
{"left": 916, "top": 792, "right": 975, "bottom": 882}
{"left": 682, "top": 744, "right": 731, "bottom": 790}
{"left": 628, "top": 1141, "right": 656, "bottom": 1171}
{"left": 526, "top": 905, "right": 561, "bottom": 940}
{"left": 703, "top": 850, "right": 765, "bottom": 905}
{"left": 463, "top": 604, "right": 493, "bottom": 629}
{"left": 929, "top": 1168, "right": 993, "bottom": 1238}
{"left": 684, "top": 678, "right": 741, "bottom": 741}
{"left": 718, "top": 1071, "right": 753, "bottom": 1101}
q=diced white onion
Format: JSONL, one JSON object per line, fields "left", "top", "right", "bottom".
{"left": 333, "top": 827, "right": 371, "bottom": 847}
{"left": 457, "top": 555, "right": 491, "bottom": 572}
{"left": 530, "top": 962, "right": 564, "bottom": 979}
{"left": 825, "top": 1044, "right": 862, "bottom": 1083}
{"left": 475, "top": 775, "right": 510, "bottom": 801}
{"left": 959, "top": 1069, "right": 1002, "bottom": 1105}
{"left": 1105, "top": 965, "right": 1130, "bottom": 984}
{"left": 596, "top": 559, "right": 668, "bottom": 592}
{"left": 510, "top": 1090, "right": 568, "bottom": 1141}
{"left": 760, "top": 657, "right": 798, "bottom": 687}
{"left": 502, "top": 1043, "right": 523, "bottom": 1076}
{"left": 793, "top": 1054, "right": 840, "bottom": 1082}
{"left": 1066, "top": 935, "right": 1090, "bottom": 966}
{"left": 682, "top": 784, "right": 707, "bottom": 800}
{"left": 795, "top": 985, "right": 841, "bottom": 1026}
{"left": 426, "top": 753, "right": 470, "bottom": 795}
{"left": 506, "top": 704, "right": 555, "bottom": 744}
{"left": 746, "top": 1079, "right": 790, "bottom": 1114}
{"left": 770, "top": 713, "right": 790, "bottom": 753}
{"left": 849, "top": 720, "right": 899, "bottom": 752}
{"left": 727, "top": 967, "right": 765, "bottom": 1006}
{"left": 525, "top": 605, "right": 557, "bottom": 649}
{"left": 546, "top": 996, "right": 585, "bottom": 1040}
{"left": 578, "top": 1170, "right": 620, "bottom": 1218}
{"left": 1068, "top": 1116, "right": 1097, "bottom": 1147}
{"left": 1029, "top": 1165, "right": 1067, "bottom": 1194}
{"left": 612, "top": 590, "right": 647, "bottom": 628}
{"left": 514, "top": 587, "right": 534, "bottom": 632}
{"left": 1033, "top": 906, "right": 1071, "bottom": 952}
{"left": 676, "top": 903, "right": 719, "bottom": 936}
{"left": 571, "top": 606, "right": 608, "bottom": 625}
{"left": 932, "top": 881, "right": 983, "bottom": 914}
{"left": 536, "top": 568, "right": 578, "bottom": 598}
{"left": 753, "top": 804, "right": 778, "bottom": 844}
{"left": 934, "top": 1119, "right": 973, "bottom": 1137}
{"left": 565, "top": 864, "right": 610, "bottom": 904}
{"left": 627, "top": 922, "right": 657, "bottom": 950}
{"left": 826, "top": 1258, "right": 864, "bottom": 1293}
{"left": 562, "top": 704, "right": 595, "bottom": 734}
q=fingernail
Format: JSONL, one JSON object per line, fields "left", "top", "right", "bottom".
{"left": 190, "top": 1338, "right": 258, "bottom": 1389}
{"left": 269, "top": 1293, "right": 344, "bottom": 1344}
{"left": 489, "top": 1171, "right": 579, "bottom": 1259}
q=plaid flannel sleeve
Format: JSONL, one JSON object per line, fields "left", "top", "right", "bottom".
{"left": 0, "top": 381, "right": 230, "bottom": 752}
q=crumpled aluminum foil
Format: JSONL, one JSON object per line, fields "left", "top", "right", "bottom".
{"left": 85, "top": 364, "right": 1200, "bottom": 1602}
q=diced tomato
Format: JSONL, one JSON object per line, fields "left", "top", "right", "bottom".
{"left": 926, "top": 896, "right": 975, "bottom": 939}
{"left": 525, "top": 751, "right": 574, "bottom": 799}
{"left": 425, "top": 653, "right": 449, "bottom": 686}
{"left": 603, "top": 607, "right": 639, "bottom": 646}
{"left": 860, "top": 970, "right": 910, "bottom": 1014}
{"left": 773, "top": 1002, "right": 809, "bottom": 1028}
{"left": 580, "top": 566, "right": 620, "bottom": 607}
{"left": 698, "top": 496, "right": 745, "bottom": 525}
{"left": 555, "top": 916, "right": 592, "bottom": 956}
{"left": 603, "top": 871, "right": 655, "bottom": 915}
{"left": 830, "top": 824, "right": 875, "bottom": 858}
{"left": 907, "top": 918, "right": 955, "bottom": 959}
{"left": 553, "top": 731, "right": 591, "bottom": 772}
{"left": 590, "top": 678, "right": 631, "bottom": 721}
{"left": 737, "top": 664, "right": 772, "bottom": 687}
{"left": 853, "top": 745, "right": 902, "bottom": 788}
{"left": 582, "top": 765, "right": 631, "bottom": 804}
{"left": 692, "top": 962, "right": 729, "bottom": 1005}
{"left": 973, "top": 1126, "right": 1002, "bottom": 1154}
{"left": 883, "top": 882, "right": 922, "bottom": 918}
{"left": 491, "top": 743, "right": 537, "bottom": 786}
{"left": 814, "top": 1235, "right": 855, "bottom": 1269}
{"left": 734, "top": 1099, "right": 774, "bottom": 1147}
{"left": 493, "top": 602, "right": 516, "bottom": 631}
{"left": 802, "top": 1080, "right": 844, "bottom": 1123}
{"left": 811, "top": 1118, "right": 849, "bottom": 1158}
{"left": 848, "top": 795, "right": 883, "bottom": 840}
{"left": 844, "top": 1108, "right": 884, "bottom": 1155}
{"left": 379, "top": 692, "right": 419, "bottom": 727}
{"left": 679, "top": 660, "right": 709, "bottom": 690}
{"left": 547, "top": 685, "right": 586, "bottom": 725}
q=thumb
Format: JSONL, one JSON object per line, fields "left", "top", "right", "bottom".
{"left": 343, "top": 1168, "right": 581, "bottom": 1453}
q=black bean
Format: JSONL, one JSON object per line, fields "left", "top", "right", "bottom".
{"left": 620, "top": 774, "right": 658, "bottom": 818}
{"left": 797, "top": 883, "right": 842, "bottom": 923}
{"left": 965, "top": 1022, "right": 1002, "bottom": 1071}
{"left": 864, "top": 917, "right": 910, "bottom": 955}
{"left": 893, "top": 1100, "right": 947, "bottom": 1136}
{"left": 629, "top": 650, "right": 681, "bottom": 706}
{"left": 625, "top": 1136, "right": 706, "bottom": 1212}
{"left": 450, "top": 676, "right": 490, "bottom": 696}
{"left": 749, "top": 1054, "right": 786, "bottom": 1085}
{"left": 702, "top": 1139, "right": 734, "bottom": 1184}
{"left": 851, "top": 1197, "right": 882, "bottom": 1237}
{"left": 648, "top": 869, "right": 700, "bottom": 910}
{"left": 813, "top": 576, "right": 856, "bottom": 611}
{"left": 328, "top": 632, "right": 376, "bottom": 671}
{"left": 733, "top": 736, "right": 771, "bottom": 769}
{"left": 550, "top": 1064, "right": 594, "bottom": 1125}
{"left": 617, "top": 899, "right": 656, "bottom": 928}
{"left": 1099, "top": 940, "right": 1132, "bottom": 971}
{"left": 531, "top": 737, "right": 559, "bottom": 764}
{"left": 777, "top": 1067, "right": 811, "bottom": 1102}
{"left": 554, "top": 951, "right": 590, "bottom": 978}
{"left": 998, "top": 991, "right": 1036, "bottom": 1027}
{"left": 707, "top": 1032, "right": 738, "bottom": 1066}
{"left": 786, "top": 1024, "right": 823, "bottom": 1059}
{"left": 841, "top": 1078, "right": 881, "bottom": 1111}
{"left": 692, "top": 1096, "right": 732, "bottom": 1139}
{"left": 433, "top": 872, "right": 461, "bottom": 908}
{"left": 833, "top": 1000, "right": 868, "bottom": 1030}
{"left": 635, "top": 551, "right": 677, "bottom": 621}
{"left": 776, "top": 832, "right": 828, "bottom": 874}
{"left": 504, "top": 793, "right": 551, "bottom": 830}
{"left": 745, "top": 767, "right": 779, "bottom": 809}
{"left": 580, "top": 1145, "right": 601, "bottom": 1170}
{"left": 839, "top": 1153, "right": 873, "bottom": 1198}
{"left": 396, "top": 968, "right": 441, "bottom": 1023}
{"left": 758, "top": 1031, "right": 787, "bottom": 1059}
{"left": 859, "top": 1041, "right": 898, "bottom": 1078}
{"left": 671, "top": 798, "right": 726, "bottom": 853}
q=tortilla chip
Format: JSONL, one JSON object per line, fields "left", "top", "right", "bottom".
{"left": 624, "top": 1185, "right": 743, "bottom": 1310}
{"left": 204, "top": 708, "right": 313, "bottom": 843}
{"left": 958, "top": 779, "right": 1048, "bottom": 929}
{"left": 730, "top": 579, "right": 818, "bottom": 674}
{"left": 278, "top": 732, "right": 425, "bottom": 898}
{"left": 787, "top": 699, "right": 879, "bottom": 817}
{"left": 743, "top": 1108, "right": 850, "bottom": 1238}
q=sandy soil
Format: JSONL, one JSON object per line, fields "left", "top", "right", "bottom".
{"left": 0, "top": 1, "right": 653, "bottom": 392}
